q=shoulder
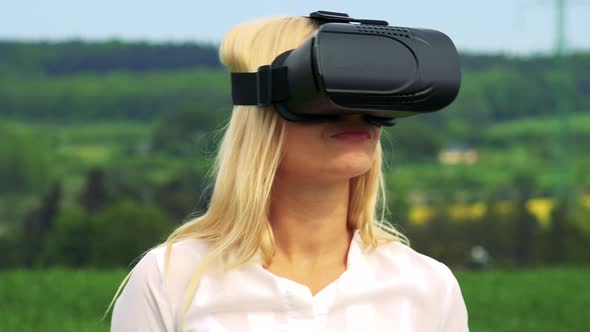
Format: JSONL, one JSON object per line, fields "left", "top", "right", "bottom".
{"left": 111, "top": 238, "right": 209, "bottom": 331}
{"left": 126, "top": 237, "right": 210, "bottom": 308}
{"left": 370, "top": 240, "right": 459, "bottom": 292}
{"left": 147, "top": 237, "right": 209, "bottom": 277}
{"left": 368, "top": 240, "right": 469, "bottom": 330}
{"left": 363, "top": 241, "right": 468, "bottom": 332}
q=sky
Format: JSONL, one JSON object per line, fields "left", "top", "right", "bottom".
{"left": 1, "top": 0, "right": 589, "bottom": 55}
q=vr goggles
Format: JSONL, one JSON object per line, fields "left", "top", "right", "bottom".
{"left": 230, "top": 10, "right": 461, "bottom": 126}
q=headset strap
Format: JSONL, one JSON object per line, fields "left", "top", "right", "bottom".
{"left": 231, "top": 65, "right": 289, "bottom": 106}
{"left": 308, "top": 10, "right": 388, "bottom": 26}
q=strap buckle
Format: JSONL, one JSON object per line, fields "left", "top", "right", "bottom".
{"left": 309, "top": 10, "right": 388, "bottom": 26}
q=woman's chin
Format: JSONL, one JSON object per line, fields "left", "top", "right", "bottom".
{"left": 322, "top": 160, "right": 374, "bottom": 179}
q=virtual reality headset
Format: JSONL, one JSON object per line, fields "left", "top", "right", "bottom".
{"left": 230, "top": 10, "right": 461, "bottom": 126}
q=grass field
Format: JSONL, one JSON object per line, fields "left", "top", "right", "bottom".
{"left": 0, "top": 266, "right": 588, "bottom": 331}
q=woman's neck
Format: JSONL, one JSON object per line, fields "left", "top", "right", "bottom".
{"left": 268, "top": 175, "right": 353, "bottom": 269}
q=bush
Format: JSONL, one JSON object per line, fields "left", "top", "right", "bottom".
{"left": 40, "top": 200, "right": 173, "bottom": 268}
{"left": 0, "top": 126, "right": 53, "bottom": 195}
{"left": 87, "top": 200, "right": 173, "bottom": 267}
{"left": 39, "top": 206, "right": 92, "bottom": 267}
{"left": 0, "top": 229, "right": 24, "bottom": 269}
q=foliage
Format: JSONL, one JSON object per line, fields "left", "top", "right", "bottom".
{"left": 0, "top": 124, "right": 54, "bottom": 195}
{"left": 38, "top": 206, "right": 92, "bottom": 267}
{"left": 1, "top": 41, "right": 589, "bottom": 270}
{"left": 0, "top": 68, "right": 231, "bottom": 122}
{"left": 85, "top": 200, "right": 173, "bottom": 267}
{"left": 150, "top": 106, "right": 229, "bottom": 157}
{"left": 0, "top": 40, "right": 221, "bottom": 75}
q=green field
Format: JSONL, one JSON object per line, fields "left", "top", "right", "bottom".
{"left": 0, "top": 267, "right": 588, "bottom": 331}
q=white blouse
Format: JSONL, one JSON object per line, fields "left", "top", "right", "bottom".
{"left": 111, "top": 229, "right": 469, "bottom": 331}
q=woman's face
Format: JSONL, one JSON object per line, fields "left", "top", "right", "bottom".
{"left": 277, "top": 114, "right": 382, "bottom": 183}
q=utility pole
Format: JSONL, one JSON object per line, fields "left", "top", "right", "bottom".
{"left": 551, "top": 0, "right": 574, "bottom": 205}
{"left": 521, "top": 0, "right": 578, "bottom": 203}
{"left": 555, "top": 0, "right": 566, "bottom": 55}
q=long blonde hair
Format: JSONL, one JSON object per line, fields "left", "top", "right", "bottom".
{"left": 107, "top": 15, "right": 409, "bottom": 329}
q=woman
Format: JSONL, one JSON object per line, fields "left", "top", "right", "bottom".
{"left": 110, "top": 15, "right": 469, "bottom": 331}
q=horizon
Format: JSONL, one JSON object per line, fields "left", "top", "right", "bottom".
{"left": 1, "top": 0, "right": 589, "bottom": 56}
{"left": 2, "top": 37, "right": 588, "bottom": 59}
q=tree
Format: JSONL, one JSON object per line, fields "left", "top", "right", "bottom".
{"left": 21, "top": 180, "right": 63, "bottom": 266}
{"left": 542, "top": 198, "right": 590, "bottom": 264}
{"left": 383, "top": 118, "right": 443, "bottom": 165}
{"left": 476, "top": 196, "right": 514, "bottom": 266}
{"left": 153, "top": 167, "right": 212, "bottom": 222}
{"left": 150, "top": 106, "right": 226, "bottom": 157}
{"left": 88, "top": 200, "right": 172, "bottom": 267}
{"left": 511, "top": 173, "right": 541, "bottom": 267}
{"left": 0, "top": 227, "right": 24, "bottom": 269}
{"left": 0, "top": 126, "right": 52, "bottom": 195}
{"left": 38, "top": 206, "right": 92, "bottom": 267}
{"left": 79, "top": 167, "right": 111, "bottom": 214}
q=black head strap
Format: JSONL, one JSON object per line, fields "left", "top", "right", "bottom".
{"left": 231, "top": 65, "right": 289, "bottom": 106}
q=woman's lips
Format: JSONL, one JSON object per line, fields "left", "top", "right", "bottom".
{"left": 330, "top": 126, "right": 371, "bottom": 141}
{"left": 332, "top": 133, "right": 370, "bottom": 141}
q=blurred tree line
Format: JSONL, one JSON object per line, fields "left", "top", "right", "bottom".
{"left": 0, "top": 41, "right": 589, "bottom": 269}
{"left": 0, "top": 42, "right": 588, "bottom": 124}
{"left": 393, "top": 173, "right": 590, "bottom": 269}
{"left": 0, "top": 163, "right": 212, "bottom": 269}
{"left": 1, "top": 159, "right": 588, "bottom": 269}
{"left": 0, "top": 40, "right": 221, "bottom": 75}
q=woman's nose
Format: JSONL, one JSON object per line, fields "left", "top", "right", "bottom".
{"left": 338, "top": 114, "right": 364, "bottom": 123}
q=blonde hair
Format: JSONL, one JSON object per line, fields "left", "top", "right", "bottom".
{"left": 106, "top": 15, "right": 409, "bottom": 329}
